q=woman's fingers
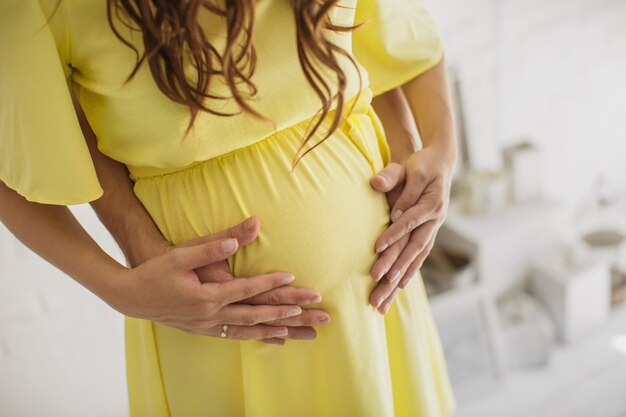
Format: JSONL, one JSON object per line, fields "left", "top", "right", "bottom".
{"left": 378, "top": 286, "right": 400, "bottom": 315}
{"left": 398, "top": 235, "right": 436, "bottom": 289}
{"left": 242, "top": 286, "right": 322, "bottom": 305}
{"left": 369, "top": 274, "right": 397, "bottom": 310}
{"left": 384, "top": 221, "right": 436, "bottom": 284}
{"left": 218, "top": 303, "right": 303, "bottom": 326}
{"left": 374, "top": 201, "right": 438, "bottom": 253}
{"left": 370, "top": 162, "right": 405, "bottom": 193}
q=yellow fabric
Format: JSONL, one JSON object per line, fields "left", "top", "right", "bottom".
{"left": 0, "top": 0, "right": 444, "bottom": 204}
{"left": 126, "top": 91, "right": 455, "bottom": 416}
{"left": 1, "top": 0, "right": 455, "bottom": 415}
{"left": 0, "top": 0, "right": 103, "bottom": 204}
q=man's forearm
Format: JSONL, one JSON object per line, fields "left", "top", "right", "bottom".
{"left": 73, "top": 95, "right": 170, "bottom": 267}
{"left": 371, "top": 87, "right": 421, "bottom": 164}
{"left": 401, "top": 55, "right": 457, "bottom": 167}
{"left": 371, "top": 55, "right": 456, "bottom": 167}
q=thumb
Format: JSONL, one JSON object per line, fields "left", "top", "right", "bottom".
{"left": 168, "top": 238, "right": 238, "bottom": 273}
{"left": 370, "top": 162, "right": 405, "bottom": 193}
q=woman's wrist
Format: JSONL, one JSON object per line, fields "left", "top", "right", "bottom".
{"left": 422, "top": 136, "right": 457, "bottom": 175}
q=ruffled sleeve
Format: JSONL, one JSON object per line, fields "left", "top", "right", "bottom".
{"left": 0, "top": 0, "right": 103, "bottom": 205}
{"left": 352, "top": 0, "right": 445, "bottom": 97}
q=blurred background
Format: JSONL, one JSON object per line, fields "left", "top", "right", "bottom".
{"left": 1, "top": 0, "right": 626, "bottom": 416}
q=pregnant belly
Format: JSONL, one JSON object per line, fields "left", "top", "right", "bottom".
{"left": 132, "top": 113, "right": 391, "bottom": 314}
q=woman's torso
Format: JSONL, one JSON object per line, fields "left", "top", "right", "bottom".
{"left": 42, "top": 0, "right": 370, "bottom": 173}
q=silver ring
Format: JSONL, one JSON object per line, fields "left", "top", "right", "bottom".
{"left": 220, "top": 324, "right": 229, "bottom": 338}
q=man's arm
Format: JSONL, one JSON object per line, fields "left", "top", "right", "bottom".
{"left": 72, "top": 94, "right": 170, "bottom": 267}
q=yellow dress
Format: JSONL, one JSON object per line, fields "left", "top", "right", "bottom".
{"left": 0, "top": 0, "right": 456, "bottom": 416}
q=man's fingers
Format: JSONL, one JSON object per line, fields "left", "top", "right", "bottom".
{"left": 371, "top": 162, "right": 405, "bottom": 193}
{"left": 208, "top": 324, "right": 290, "bottom": 340}
{"left": 261, "top": 337, "right": 286, "bottom": 345}
{"left": 219, "top": 303, "right": 303, "bottom": 326}
{"left": 168, "top": 238, "right": 239, "bottom": 273}
{"left": 285, "top": 327, "right": 318, "bottom": 340}
{"left": 242, "top": 286, "right": 322, "bottom": 305}
{"left": 180, "top": 216, "right": 261, "bottom": 248}
{"left": 212, "top": 273, "right": 296, "bottom": 305}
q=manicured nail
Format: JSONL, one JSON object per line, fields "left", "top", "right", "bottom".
{"left": 318, "top": 317, "right": 331, "bottom": 324}
{"left": 221, "top": 238, "right": 237, "bottom": 253}
{"left": 280, "top": 274, "right": 295, "bottom": 284}
{"left": 383, "top": 302, "right": 391, "bottom": 314}
{"left": 389, "top": 270, "right": 401, "bottom": 283}
{"left": 391, "top": 209, "right": 403, "bottom": 222}
{"left": 375, "top": 242, "right": 388, "bottom": 253}
{"left": 374, "top": 296, "right": 384, "bottom": 310}
{"left": 308, "top": 295, "right": 322, "bottom": 304}
{"left": 287, "top": 307, "right": 302, "bottom": 317}
{"left": 273, "top": 328, "right": 289, "bottom": 337}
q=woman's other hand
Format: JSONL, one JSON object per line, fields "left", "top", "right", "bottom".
{"left": 368, "top": 145, "right": 454, "bottom": 314}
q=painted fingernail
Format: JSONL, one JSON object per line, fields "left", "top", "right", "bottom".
{"left": 391, "top": 209, "right": 403, "bottom": 222}
{"left": 318, "top": 317, "right": 331, "bottom": 324}
{"left": 273, "top": 328, "right": 289, "bottom": 337}
{"left": 383, "top": 302, "right": 391, "bottom": 314}
{"left": 374, "top": 296, "right": 384, "bottom": 309}
{"left": 389, "top": 270, "right": 401, "bottom": 283}
{"left": 221, "top": 238, "right": 237, "bottom": 253}
{"left": 287, "top": 307, "right": 302, "bottom": 317}
{"left": 375, "top": 242, "right": 388, "bottom": 253}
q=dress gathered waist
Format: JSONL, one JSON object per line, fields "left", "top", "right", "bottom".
{"left": 126, "top": 86, "right": 374, "bottom": 181}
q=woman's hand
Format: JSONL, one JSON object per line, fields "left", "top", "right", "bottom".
{"left": 106, "top": 236, "right": 311, "bottom": 342}
{"left": 167, "top": 216, "right": 331, "bottom": 345}
{"left": 368, "top": 144, "right": 454, "bottom": 313}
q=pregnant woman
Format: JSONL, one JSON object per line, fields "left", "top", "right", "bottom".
{"left": 0, "top": 0, "right": 457, "bottom": 416}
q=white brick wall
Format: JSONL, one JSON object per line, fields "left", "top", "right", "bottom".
{"left": 1, "top": 1, "right": 625, "bottom": 415}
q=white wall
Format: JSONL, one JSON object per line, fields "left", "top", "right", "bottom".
{"left": 428, "top": 0, "right": 626, "bottom": 203}
{"left": 0, "top": 207, "right": 127, "bottom": 417}
{"left": 2, "top": 0, "right": 626, "bottom": 415}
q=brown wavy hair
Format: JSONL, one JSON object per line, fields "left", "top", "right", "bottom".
{"left": 105, "top": 0, "right": 367, "bottom": 169}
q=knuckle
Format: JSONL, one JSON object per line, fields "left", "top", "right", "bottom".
{"left": 241, "top": 283, "right": 258, "bottom": 300}
{"left": 265, "top": 292, "right": 281, "bottom": 305}
{"left": 168, "top": 248, "right": 186, "bottom": 268}
{"left": 243, "top": 314, "right": 259, "bottom": 326}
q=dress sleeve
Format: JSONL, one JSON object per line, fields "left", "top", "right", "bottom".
{"left": 352, "top": 0, "right": 445, "bottom": 97}
{"left": 0, "top": 0, "right": 103, "bottom": 205}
